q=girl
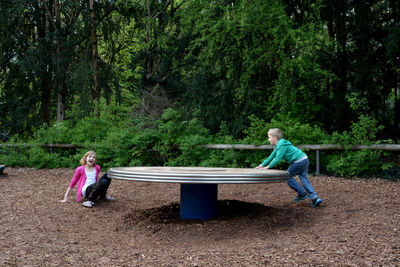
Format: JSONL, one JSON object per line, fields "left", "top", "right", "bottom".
{"left": 60, "top": 150, "right": 114, "bottom": 207}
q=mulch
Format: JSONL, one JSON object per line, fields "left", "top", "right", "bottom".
{"left": 0, "top": 167, "right": 399, "bottom": 266}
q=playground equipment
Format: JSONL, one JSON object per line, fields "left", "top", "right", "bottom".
{"left": 108, "top": 166, "right": 289, "bottom": 220}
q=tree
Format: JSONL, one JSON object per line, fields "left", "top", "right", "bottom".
{"left": 0, "top": 1, "right": 49, "bottom": 135}
{"left": 117, "top": 0, "right": 186, "bottom": 117}
{"left": 0, "top": 0, "right": 118, "bottom": 136}
{"left": 90, "top": 0, "right": 100, "bottom": 116}
{"left": 320, "top": 0, "right": 400, "bottom": 138}
{"left": 41, "top": 0, "right": 116, "bottom": 121}
{"left": 179, "top": 0, "right": 335, "bottom": 136}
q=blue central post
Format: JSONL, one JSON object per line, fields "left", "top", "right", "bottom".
{"left": 180, "top": 184, "right": 218, "bottom": 220}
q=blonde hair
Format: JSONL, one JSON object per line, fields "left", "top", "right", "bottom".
{"left": 80, "top": 150, "right": 97, "bottom": 165}
{"left": 268, "top": 128, "right": 283, "bottom": 140}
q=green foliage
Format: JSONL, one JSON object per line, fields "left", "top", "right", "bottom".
{"left": 33, "top": 122, "right": 74, "bottom": 144}
{"left": 155, "top": 108, "right": 212, "bottom": 166}
{"left": 0, "top": 146, "right": 29, "bottom": 167}
{"left": 377, "top": 165, "right": 400, "bottom": 180}
{"left": 239, "top": 115, "right": 329, "bottom": 169}
{"left": 179, "top": 0, "right": 337, "bottom": 137}
{"left": 0, "top": 108, "right": 398, "bottom": 180}
{"left": 67, "top": 61, "right": 93, "bottom": 117}
{"left": 96, "top": 123, "right": 162, "bottom": 169}
{"left": 72, "top": 118, "right": 114, "bottom": 144}
{"left": 0, "top": 0, "right": 123, "bottom": 138}
{"left": 242, "top": 115, "right": 329, "bottom": 145}
{"left": 26, "top": 147, "right": 71, "bottom": 169}
{"left": 326, "top": 115, "right": 387, "bottom": 177}
{"left": 1, "top": 0, "right": 400, "bottom": 180}
{"left": 0, "top": 145, "right": 75, "bottom": 169}
{"left": 0, "top": 108, "right": 212, "bottom": 169}
{"left": 330, "top": 115, "right": 384, "bottom": 145}
{"left": 326, "top": 150, "right": 382, "bottom": 177}
{"left": 272, "top": 22, "right": 337, "bottom": 126}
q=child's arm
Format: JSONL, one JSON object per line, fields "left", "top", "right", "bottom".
{"left": 267, "top": 146, "right": 289, "bottom": 168}
{"left": 59, "top": 187, "right": 72, "bottom": 202}
{"left": 257, "top": 150, "right": 277, "bottom": 168}
{"left": 59, "top": 167, "right": 81, "bottom": 203}
{"left": 69, "top": 167, "right": 82, "bottom": 188}
{"left": 258, "top": 145, "right": 290, "bottom": 169}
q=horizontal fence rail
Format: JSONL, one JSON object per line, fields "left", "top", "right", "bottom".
{"left": 201, "top": 144, "right": 400, "bottom": 175}
{"left": 201, "top": 144, "right": 400, "bottom": 151}
{"left": 1, "top": 143, "right": 399, "bottom": 175}
{"left": 2, "top": 143, "right": 399, "bottom": 151}
{"left": 0, "top": 143, "right": 86, "bottom": 148}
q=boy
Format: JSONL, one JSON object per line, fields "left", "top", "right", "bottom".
{"left": 256, "top": 128, "right": 322, "bottom": 207}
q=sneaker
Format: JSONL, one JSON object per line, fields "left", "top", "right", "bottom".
{"left": 104, "top": 195, "right": 115, "bottom": 201}
{"left": 312, "top": 197, "right": 322, "bottom": 208}
{"left": 0, "top": 165, "right": 5, "bottom": 175}
{"left": 82, "top": 201, "right": 94, "bottom": 207}
{"left": 293, "top": 193, "right": 308, "bottom": 202}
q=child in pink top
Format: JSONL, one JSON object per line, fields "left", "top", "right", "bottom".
{"left": 60, "top": 150, "right": 115, "bottom": 207}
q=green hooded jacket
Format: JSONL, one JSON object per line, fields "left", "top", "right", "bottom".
{"left": 261, "top": 139, "right": 305, "bottom": 168}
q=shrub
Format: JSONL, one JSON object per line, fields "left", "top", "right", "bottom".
{"left": 0, "top": 109, "right": 398, "bottom": 180}
{"left": 97, "top": 126, "right": 162, "bottom": 169}
{"left": 325, "top": 115, "right": 386, "bottom": 177}
{"left": 242, "top": 115, "right": 329, "bottom": 145}
{"left": 326, "top": 150, "right": 382, "bottom": 177}
{"left": 240, "top": 115, "right": 329, "bottom": 169}
{"left": 156, "top": 108, "right": 212, "bottom": 166}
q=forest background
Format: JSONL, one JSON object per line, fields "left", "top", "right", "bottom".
{"left": 0, "top": 0, "right": 399, "bottom": 179}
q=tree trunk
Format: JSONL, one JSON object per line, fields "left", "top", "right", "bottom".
{"left": 54, "top": 0, "right": 66, "bottom": 122}
{"left": 90, "top": 0, "right": 100, "bottom": 117}
{"left": 140, "top": 0, "right": 152, "bottom": 114}
{"left": 395, "top": 87, "right": 400, "bottom": 138}
{"left": 37, "top": 0, "right": 52, "bottom": 125}
{"left": 327, "top": 0, "right": 350, "bottom": 132}
{"left": 140, "top": 0, "right": 173, "bottom": 115}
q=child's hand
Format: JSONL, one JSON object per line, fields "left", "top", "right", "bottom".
{"left": 255, "top": 164, "right": 269, "bottom": 169}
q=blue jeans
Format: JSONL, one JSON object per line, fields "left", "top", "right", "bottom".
{"left": 287, "top": 158, "right": 318, "bottom": 200}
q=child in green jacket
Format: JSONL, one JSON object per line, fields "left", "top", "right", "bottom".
{"left": 256, "top": 128, "right": 322, "bottom": 207}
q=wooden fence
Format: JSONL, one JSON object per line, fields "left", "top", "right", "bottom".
{"left": 202, "top": 144, "right": 400, "bottom": 175}
{"left": 1, "top": 143, "right": 400, "bottom": 175}
{"left": 0, "top": 143, "right": 85, "bottom": 148}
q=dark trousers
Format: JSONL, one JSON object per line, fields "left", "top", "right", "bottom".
{"left": 85, "top": 173, "right": 112, "bottom": 202}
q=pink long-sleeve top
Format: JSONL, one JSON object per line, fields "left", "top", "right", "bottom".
{"left": 69, "top": 164, "right": 101, "bottom": 202}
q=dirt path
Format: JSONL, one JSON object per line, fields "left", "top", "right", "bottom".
{"left": 0, "top": 168, "right": 399, "bottom": 266}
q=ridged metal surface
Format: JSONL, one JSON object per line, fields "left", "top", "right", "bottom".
{"left": 108, "top": 167, "right": 289, "bottom": 184}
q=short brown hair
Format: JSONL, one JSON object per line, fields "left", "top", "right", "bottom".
{"left": 268, "top": 128, "right": 283, "bottom": 139}
{"left": 80, "top": 150, "right": 97, "bottom": 165}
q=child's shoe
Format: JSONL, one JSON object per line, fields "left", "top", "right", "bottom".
{"left": 312, "top": 197, "right": 322, "bottom": 207}
{"left": 104, "top": 195, "right": 115, "bottom": 201}
{"left": 293, "top": 193, "right": 308, "bottom": 202}
{"left": 0, "top": 165, "right": 5, "bottom": 175}
{"left": 82, "top": 201, "right": 94, "bottom": 207}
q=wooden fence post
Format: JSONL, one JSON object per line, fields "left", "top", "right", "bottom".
{"left": 315, "top": 150, "right": 320, "bottom": 175}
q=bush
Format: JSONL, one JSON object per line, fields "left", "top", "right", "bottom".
{"left": 71, "top": 117, "right": 114, "bottom": 144}
{"left": 0, "top": 109, "right": 398, "bottom": 180}
{"left": 325, "top": 115, "right": 388, "bottom": 177}
{"left": 0, "top": 145, "right": 29, "bottom": 167}
{"left": 242, "top": 115, "right": 330, "bottom": 145}
{"left": 326, "top": 150, "right": 382, "bottom": 177}
{"left": 155, "top": 108, "right": 212, "bottom": 166}
{"left": 239, "top": 115, "right": 329, "bottom": 169}
{"left": 97, "top": 125, "right": 162, "bottom": 169}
